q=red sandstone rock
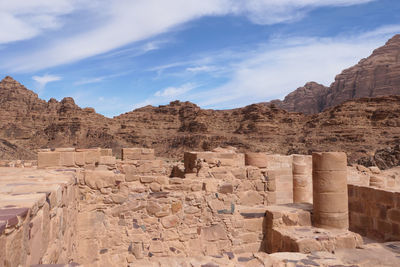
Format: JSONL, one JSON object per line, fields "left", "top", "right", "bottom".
{"left": 1, "top": 35, "right": 400, "bottom": 166}
{"left": 267, "top": 34, "right": 400, "bottom": 114}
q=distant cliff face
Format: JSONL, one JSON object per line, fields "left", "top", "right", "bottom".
{"left": 1, "top": 35, "right": 400, "bottom": 164}
{"left": 269, "top": 82, "right": 329, "bottom": 114}
{"left": 0, "top": 76, "right": 127, "bottom": 159}
{"left": 267, "top": 34, "right": 400, "bottom": 114}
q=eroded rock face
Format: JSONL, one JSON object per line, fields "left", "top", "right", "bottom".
{"left": 326, "top": 35, "right": 400, "bottom": 109}
{"left": 358, "top": 145, "right": 400, "bottom": 170}
{"left": 270, "top": 82, "right": 329, "bottom": 114}
{"left": 1, "top": 75, "right": 400, "bottom": 165}
{"left": 267, "top": 34, "right": 400, "bottom": 114}
{"left": 1, "top": 35, "right": 400, "bottom": 165}
{"left": 0, "top": 76, "right": 127, "bottom": 159}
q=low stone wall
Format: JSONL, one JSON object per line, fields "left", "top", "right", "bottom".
{"left": 0, "top": 160, "right": 37, "bottom": 168}
{"left": 0, "top": 168, "right": 79, "bottom": 267}
{"left": 74, "top": 161, "right": 273, "bottom": 265}
{"left": 37, "top": 148, "right": 113, "bottom": 169}
{"left": 348, "top": 183, "right": 400, "bottom": 241}
{"left": 244, "top": 153, "right": 300, "bottom": 205}
{"left": 1, "top": 148, "right": 322, "bottom": 266}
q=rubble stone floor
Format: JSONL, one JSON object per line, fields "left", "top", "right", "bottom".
{"left": 128, "top": 241, "right": 400, "bottom": 266}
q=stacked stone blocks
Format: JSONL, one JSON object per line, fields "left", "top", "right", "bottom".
{"left": 37, "top": 148, "right": 113, "bottom": 168}
{"left": 0, "top": 168, "right": 78, "bottom": 267}
{"left": 312, "top": 152, "right": 349, "bottom": 229}
{"left": 348, "top": 184, "right": 400, "bottom": 241}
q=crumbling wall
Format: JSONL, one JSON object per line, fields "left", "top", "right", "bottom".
{"left": 244, "top": 153, "right": 296, "bottom": 205}
{"left": 74, "top": 151, "right": 274, "bottom": 266}
{"left": 0, "top": 169, "right": 79, "bottom": 267}
{"left": 348, "top": 184, "right": 400, "bottom": 241}
{"left": 2, "top": 147, "right": 319, "bottom": 266}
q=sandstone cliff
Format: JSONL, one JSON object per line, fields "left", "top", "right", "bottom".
{"left": 2, "top": 74, "right": 399, "bottom": 164}
{"left": 1, "top": 35, "right": 400, "bottom": 164}
{"left": 268, "top": 34, "right": 400, "bottom": 114}
{"left": 0, "top": 76, "right": 127, "bottom": 159}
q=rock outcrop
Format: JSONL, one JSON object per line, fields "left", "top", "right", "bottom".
{"left": 0, "top": 76, "right": 127, "bottom": 159}
{"left": 267, "top": 34, "right": 400, "bottom": 114}
{"left": 269, "top": 82, "right": 329, "bottom": 114}
{"left": 1, "top": 76, "right": 400, "bottom": 164}
{"left": 1, "top": 35, "right": 400, "bottom": 165}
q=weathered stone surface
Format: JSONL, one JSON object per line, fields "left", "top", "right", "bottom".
{"left": 201, "top": 225, "right": 228, "bottom": 241}
{"left": 84, "top": 170, "right": 116, "bottom": 189}
{"left": 219, "top": 183, "right": 233, "bottom": 194}
{"left": 313, "top": 152, "right": 349, "bottom": 230}
{"left": 268, "top": 35, "right": 400, "bottom": 115}
{"left": 161, "top": 215, "right": 179, "bottom": 229}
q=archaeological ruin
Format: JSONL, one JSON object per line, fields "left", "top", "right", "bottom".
{"left": 1, "top": 147, "right": 400, "bottom": 266}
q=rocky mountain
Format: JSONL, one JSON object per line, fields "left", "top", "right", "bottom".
{"left": 114, "top": 96, "right": 400, "bottom": 164}
{"left": 269, "top": 34, "right": 400, "bottom": 114}
{"left": 1, "top": 75, "right": 400, "bottom": 164}
{"left": 269, "top": 82, "right": 329, "bottom": 114}
{"left": 1, "top": 35, "right": 400, "bottom": 165}
{"left": 0, "top": 76, "right": 128, "bottom": 159}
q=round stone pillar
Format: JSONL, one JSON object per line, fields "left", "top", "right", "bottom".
{"left": 312, "top": 152, "right": 349, "bottom": 229}
{"left": 292, "top": 155, "right": 312, "bottom": 204}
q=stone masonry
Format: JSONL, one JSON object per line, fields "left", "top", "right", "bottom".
{"left": 312, "top": 152, "right": 349, "bottom": 229}
{"left": 1, "top": 148, "right": 400, "bottom": 266}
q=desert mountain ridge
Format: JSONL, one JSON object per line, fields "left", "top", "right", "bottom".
{"left": 1, "top": 34, "right": 400, "bottom": 168}
{"left": 266, "top": 34, "right": 400, "bottom": 114}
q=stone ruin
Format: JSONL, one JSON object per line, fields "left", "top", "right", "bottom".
{"left": 0, "top": 148, "right": 400, "bottom": 266}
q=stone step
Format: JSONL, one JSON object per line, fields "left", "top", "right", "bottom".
{"left": 266, "top": 226, "right": 363, "bottom": 253}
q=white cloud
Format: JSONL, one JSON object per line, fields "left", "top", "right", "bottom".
{"left": 191, "top": 25, "right": 399, "bottom": 108}
{"left": 0, "top": 0, "right": 77, "bottom": 44}
{"left": 130, "top": 83, "right": 198, "bottom": 110}
{"left": 186, "top": 66, "right": 217, "bottom": 73}
{"left": 32, "top": 74, "right": 62, "bottom": 90}
{"left": 229, "top": 0, "right": 375, "bottom": 24}
{"left": 154, "top": 83, "right": 197, "bottom": 97}
{"left": 74, "top": 70, "right": 133, "bottom": 86}
{"left": 1, "top": 0, "right": 377, "bottom": 72}
{"left": 74, "top": 76, "right": 105, "bottom": 86}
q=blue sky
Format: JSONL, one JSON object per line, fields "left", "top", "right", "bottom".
{"left": 0, "top": 0, "right": 399, "bottom": 117}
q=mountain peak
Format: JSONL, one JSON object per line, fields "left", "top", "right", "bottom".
{"left": 1, "top": 76, "right": 20, "bottom": 84}
{"left": 265, "top": 34, "right": 400, "bottom": 114}
{"left": 386, "top": 34, "right": 400, "bottom": 44}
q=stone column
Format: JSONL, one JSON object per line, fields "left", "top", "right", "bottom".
{"left": 312, "top": 152, "right": 348, "bottom": 229}
{"left": 292, "top": 155, "right": 312, "bottom": 204}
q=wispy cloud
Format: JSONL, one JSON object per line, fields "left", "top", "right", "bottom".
{"left": 154, "top": 83, "right": 197, "bottom": 97}
{"left": 190, "top": 25, "right": 399, "bottom": 108}
{"left": 1, "top": 0, "right": 377, "bottom": 72}
{"left": 32, "top": 74, "right": 61, "bottom": 90}
{"left": 186, "top": 65, "right": 217, "bottom": 73}
{"left": 74, "top": 71, "right": 130, "bottom": 86}
{"left": 0, "top": 0, "right": 77, "bottom": 44}
{"left": 131, "top": 83, "right": 199, "bottom": 110}
{"left": 229, "top": 0, "right": 375, "bottom": 25}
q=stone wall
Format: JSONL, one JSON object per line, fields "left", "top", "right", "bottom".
{"left": 0, "top": 168, "right": 79, "bottom": 267}
{"left": 348, "top": 184, "right": 400, "bottom": 241}
{"left": 74, "top": 155, "right": 273, "bottom": 265}
{"left": 1, "top": 148, "right": 321, "bottom": 266}
{"left": 37, "top": 148, "right": 113, "bottom": 169}
{"left": 0, "top": 160, "right": 37, "bottom": 168}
